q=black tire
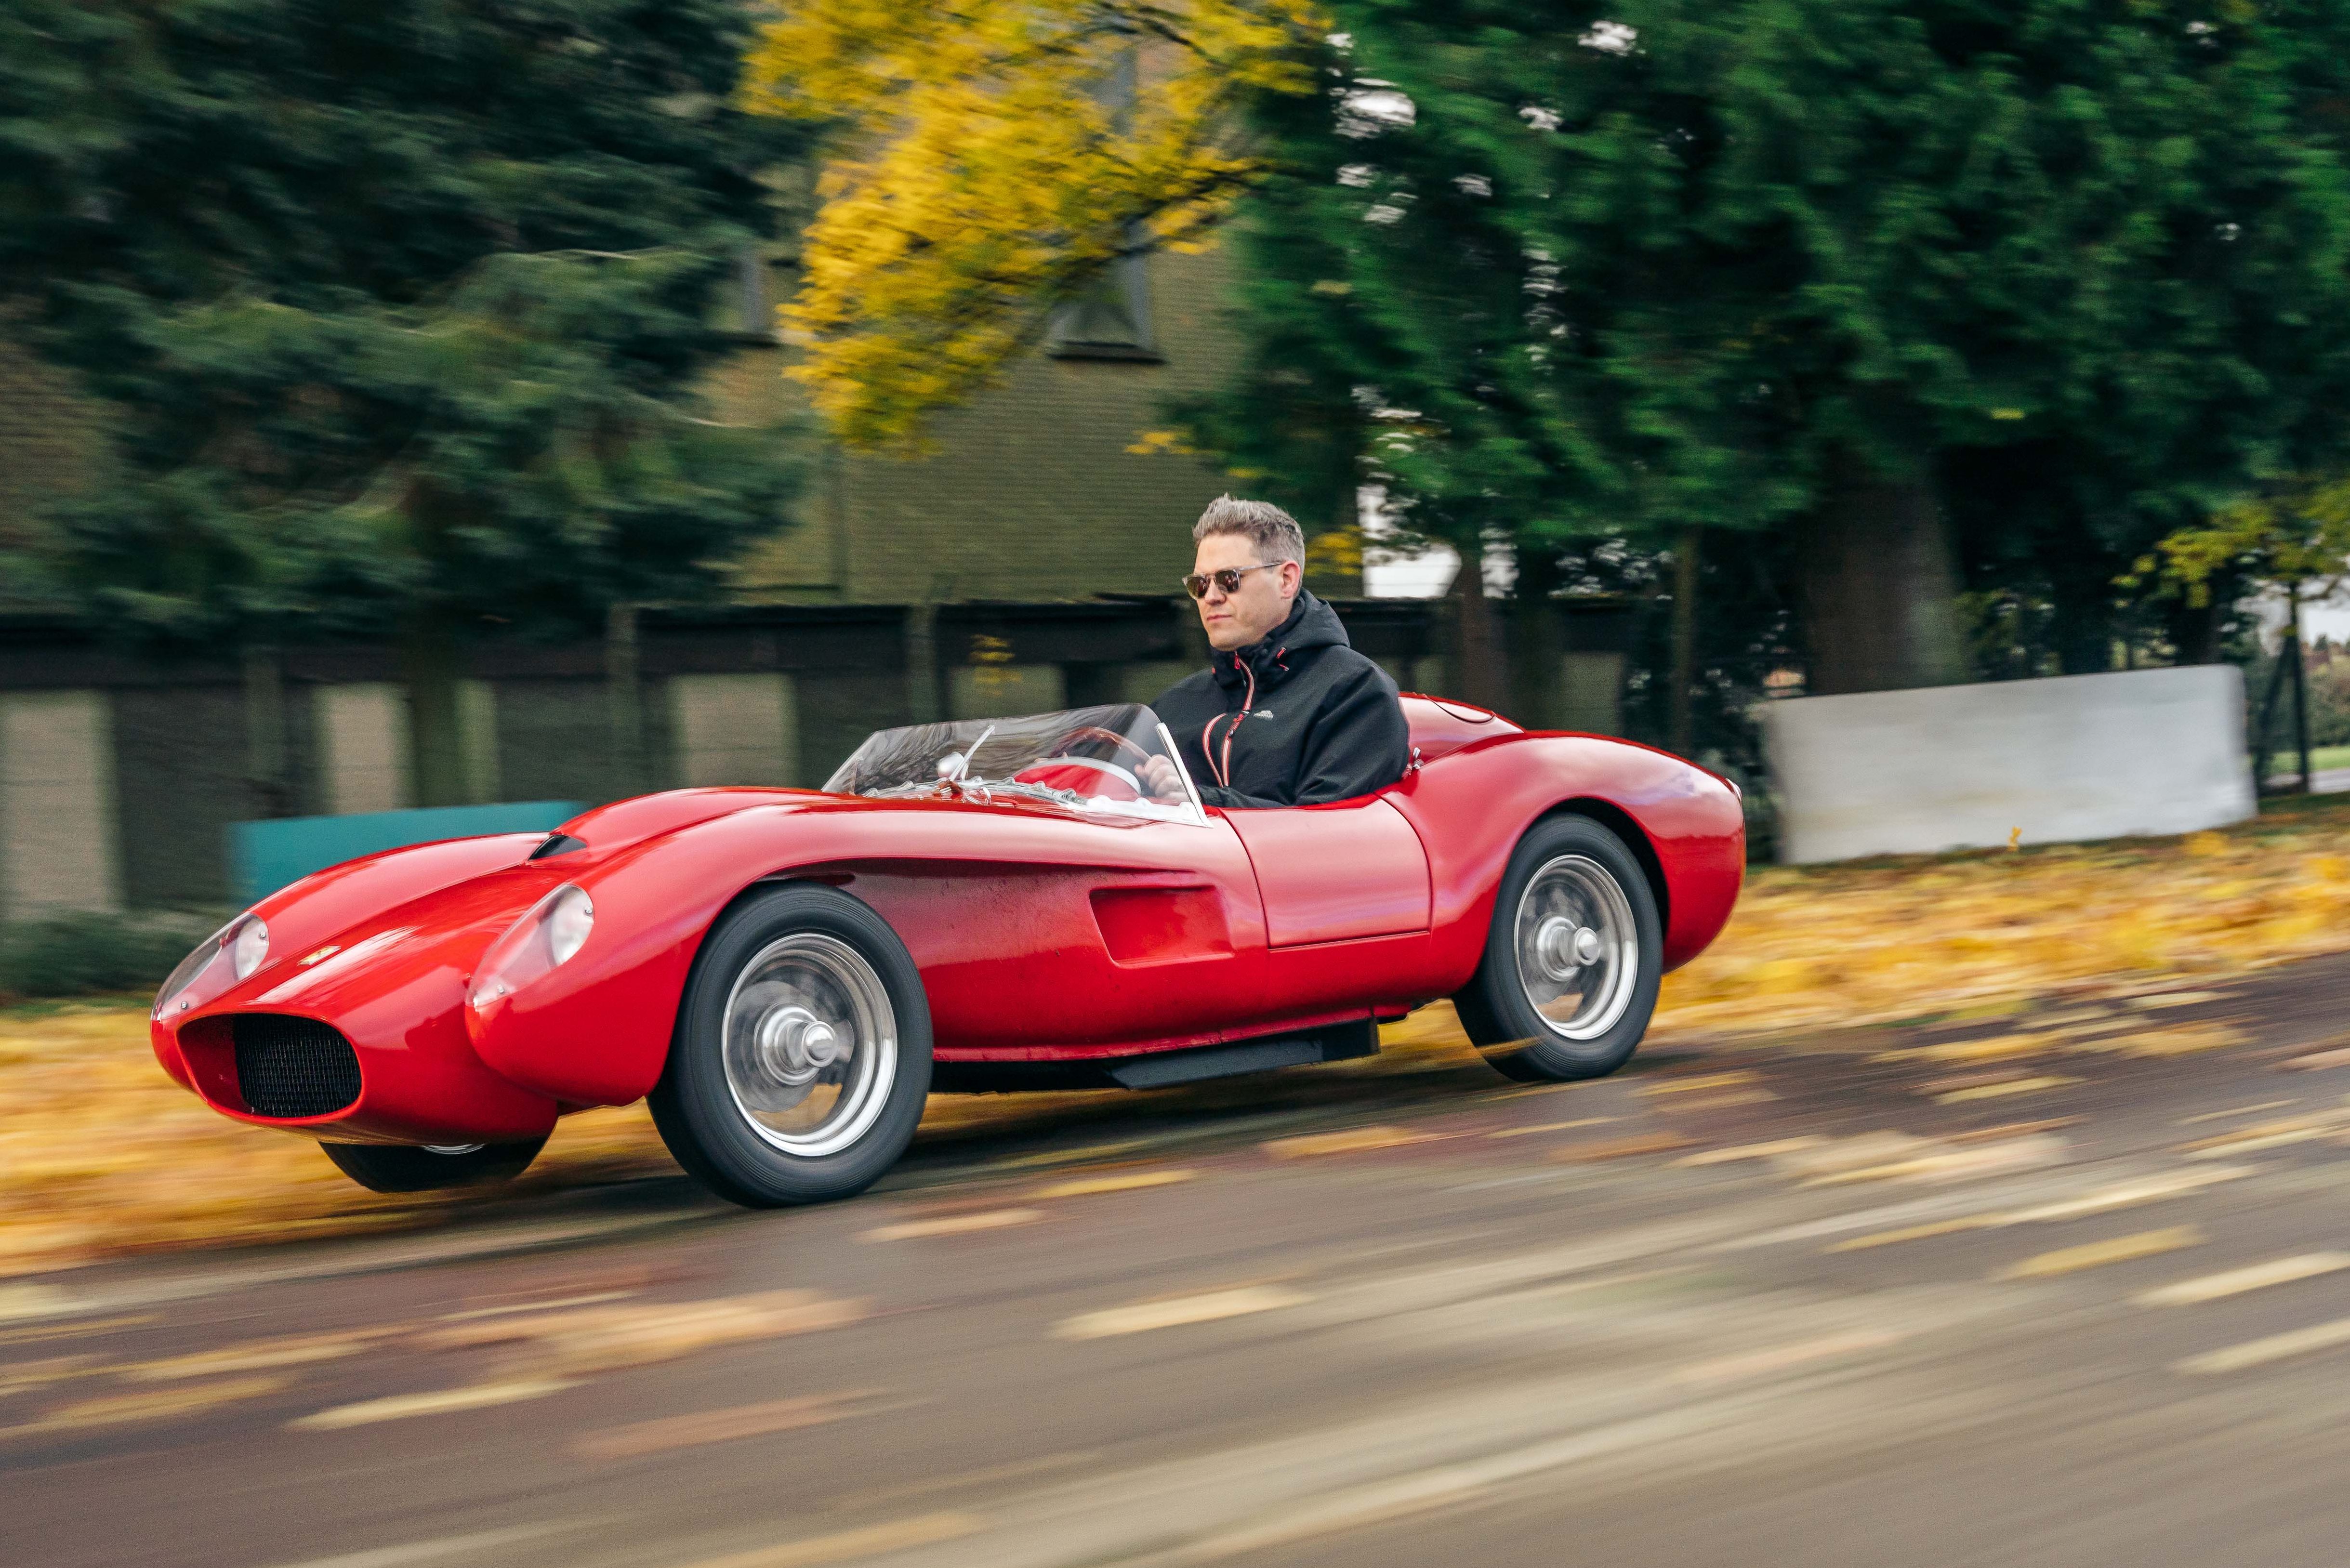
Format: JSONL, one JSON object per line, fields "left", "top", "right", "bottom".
{"left": 648, "top": 882, "right": 933, "bottom": 1208}
{"left": 1453, "top": 814, "right": 1663, "bottom": 1083}
{"left": 319, "top": 1137, "right": 547, "bottom": 1193}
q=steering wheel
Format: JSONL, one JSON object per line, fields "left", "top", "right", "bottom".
{"left": 1056, "top": 725, "right": 1157, "bottom": 768}
{"left": 1016, "top": 755, "right": 1144, "bottom": 799}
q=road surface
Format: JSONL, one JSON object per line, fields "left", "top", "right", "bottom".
{"left": 12, "top": 958, "right": 2350, "bottom": 1568}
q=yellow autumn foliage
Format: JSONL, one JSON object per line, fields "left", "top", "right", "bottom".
{"left": 9, "top": 802, "right": 2350, "bottom": 1277}
{"left": 1651, "top": 811, "right": 2350, "bottom": 1041}
{"left": 2133, "top": 471, "right": 2350, "bottom": 608}
{"left": 740, "top": 1, "right": 1324, "bottom": 448}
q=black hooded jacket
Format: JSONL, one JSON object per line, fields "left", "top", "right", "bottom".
{"left": 1152, "top": 591, "right": 1411, "bottom": 809}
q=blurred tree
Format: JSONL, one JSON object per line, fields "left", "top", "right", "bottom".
{"left": 1183, "top": 2, "right": 2350, "bottom": 695}
{"left": 739, "top": 0, "right": 1323, "bottom": 449}
{"left": 2299, "top": 644, "right": 2350, "bottom": 751}
{"left": 0, "top": 0, "right": 805, "bottom": 805}
{"left": 2132, "top": 472, "right": 2350, "bottom": 788}
{"left": 2137, "top": 476, "right": 2350, "bottom": 611}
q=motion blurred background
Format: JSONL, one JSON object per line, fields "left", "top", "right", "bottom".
{"left": 9, "top": 0, "right": 2350, "bottom": 921}
{"left": 10, "top": 6, "right": 2350, "bottom": 1566}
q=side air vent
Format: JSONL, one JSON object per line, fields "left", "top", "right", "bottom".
{"left": 529, "top": 833, "right": 586, "bottom": 860}
{"left": 231, "top": 1015, "right": 362, "bottom": 1119}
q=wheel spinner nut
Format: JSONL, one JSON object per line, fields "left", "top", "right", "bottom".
{"left": 1534, "top": 915, "right": 1590, "bottom": 981}
{"left": 757, "top": 1005, "right": 834, "bottom": 1083}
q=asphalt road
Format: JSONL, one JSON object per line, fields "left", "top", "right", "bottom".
{"left": 13, "top": 958, "right": 2350, "bottom": 1568}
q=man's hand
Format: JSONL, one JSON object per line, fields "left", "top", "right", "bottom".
{"left": 1139, "top": 754, "right": 1188, "bottom": 803}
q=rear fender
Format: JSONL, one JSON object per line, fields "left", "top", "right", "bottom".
{"left": 1381, "top": 735, "right": 1743, "bottom": 992}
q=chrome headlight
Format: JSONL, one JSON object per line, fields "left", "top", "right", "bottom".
{"left": 155, "top": 913, "right": 267, "bottom": 1018}
{"left": 468, "top": 884, "right": 594, "bottom": 1011}
{"left": 544, "top": 886, "right": 594, "bottom": 966}
{"left": 231, "top": 916, "right": 270, "bottom": 979}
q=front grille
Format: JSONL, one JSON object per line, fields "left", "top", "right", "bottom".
{"left": 231, "top": 1015, "right": 361, "bottom": 1118}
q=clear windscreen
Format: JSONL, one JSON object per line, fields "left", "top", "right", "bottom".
{"left": 821, "top": 704, "right": 1202, "bottom": 822}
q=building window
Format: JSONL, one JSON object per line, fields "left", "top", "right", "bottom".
{"left": 1046, "top": 48, "right": 1161, "bottom": 362}
{"left": 1046, "top": 236, "right": 1161, "bottom": 362}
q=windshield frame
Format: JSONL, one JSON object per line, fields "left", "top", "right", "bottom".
{"left": 821, "top": 706, "right": 1213, "bottom": 827}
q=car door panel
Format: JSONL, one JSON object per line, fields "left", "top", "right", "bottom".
{"left": 1224, "top": 796, "right": 1432, "bottom": 946}
{"left": 837, "top": 805, "right": 1267, "bottom": 1052}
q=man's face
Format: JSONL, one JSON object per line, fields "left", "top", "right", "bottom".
{"left": 1192, "top": 532, "right": 1302, "bottom": 652}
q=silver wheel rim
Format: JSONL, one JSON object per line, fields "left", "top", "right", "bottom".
{"left": 721, "top": 932, "right": 898, "bottom": 1158}
{"left": 1512, "top": 854, "right": 1639, "bottom": 1044}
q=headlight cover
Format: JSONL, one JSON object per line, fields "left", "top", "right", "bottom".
{"left": 231, "top": 916, "right": 270, "bottom": 979}
{"left": 469, "top": 884, "right": 594, "bottom": 1011}
{"left": 155, "top": 913, "right": 267, "bottom": 1019}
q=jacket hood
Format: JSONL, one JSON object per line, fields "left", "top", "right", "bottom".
{"left": 1211, "top": 590, "right": 1350, "bottom": 691}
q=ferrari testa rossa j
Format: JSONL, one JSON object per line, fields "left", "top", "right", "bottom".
{"left": 150, "top": 697, "right": 1744, "bottom": 1207}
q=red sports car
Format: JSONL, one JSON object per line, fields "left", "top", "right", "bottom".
{"left": 150, "top": 698, "right": 1744, "bottom": 1207}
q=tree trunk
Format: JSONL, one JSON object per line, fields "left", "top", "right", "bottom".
{"left": 400, "top": 611, "right": 467, "bottom": 808}
{"left": 1506, "top": 544, "right": 1564, "bottom": 729}
{"left": 1669, "top": 527, "right": 1701, "bottom": 753}
{"left": 1800, "top": 453, "right": 1967, "bottom": 695}
{"left": 2164, "top": 581, "right": 2229, "bottom": 666}
{"left": 2046, "top": 551, "right": 2120, "bottom": 675}
{"left": 1450, "top": 540, "right": 1508, "bottom": 710}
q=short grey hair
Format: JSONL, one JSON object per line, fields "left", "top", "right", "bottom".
{"left": 1192, "top": 495, "right": 1306, "bottom": 566}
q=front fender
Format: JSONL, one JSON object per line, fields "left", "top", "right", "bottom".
{"left": 151, "top": 831, "right": 547, "bottom": 1091}
{"left": 465, "top": 795, "right": 1206, "bottom": 1106}
{"left": 160, "top": 864, "right": 565, "bottom": 1144}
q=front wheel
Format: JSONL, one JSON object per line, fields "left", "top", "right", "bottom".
{"left": 319, "top": 1137, "right": 547, "bottom": 1193}
{"left": 648, "top": 883, "right": 933, "bottom": 1209}
{"left": 1453, "top": 815, "right": 1663, "bottom": 1082}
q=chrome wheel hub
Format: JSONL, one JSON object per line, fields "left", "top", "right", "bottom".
{"left": 1532, "top": 915, "right": 1603, "bottom": 980}
{"left": 1512, "top": 854, "right": 1639, "bottom": 1044}
{"left": 755, "top": 1005, "right": 846, "bottom": 1086}
{"left": 722, "top": 933, "right": 898, "bottom": 1159}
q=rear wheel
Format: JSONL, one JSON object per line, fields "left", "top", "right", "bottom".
{"left": 318, "top": 1137, "right": 546, "bottom": 1193}
{"left": 648, "top": 883, "right": 932, "bottom": 1208}
{"left": 1454, "top": 815, "right": 1662, "bottom": 1082}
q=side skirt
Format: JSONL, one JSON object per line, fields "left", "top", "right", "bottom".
{"left": 931, "top": 1017, "right": 1379, "bottom": 1094}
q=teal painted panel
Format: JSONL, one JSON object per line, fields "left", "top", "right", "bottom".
{"left": 228, "top": 801, "right": 582, "bottom": 903}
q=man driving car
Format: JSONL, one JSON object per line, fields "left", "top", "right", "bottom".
{"left": 1140, "top": 497, "right": 1410, "bottom": 809}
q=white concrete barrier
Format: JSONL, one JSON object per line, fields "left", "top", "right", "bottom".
{"left": 1761, "top": 666, "right": 2253, "bottom": 864}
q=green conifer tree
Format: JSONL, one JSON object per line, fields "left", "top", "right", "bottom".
{"left": 1195, "top": 1, "right": 2350, "bottom": 694}
{"left": 0, "top": 0, "right": 807, "bottom": 802}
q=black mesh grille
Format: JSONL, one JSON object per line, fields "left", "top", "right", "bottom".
{"left": 231, "top": 1015, "right": 361, "bottom": 1119}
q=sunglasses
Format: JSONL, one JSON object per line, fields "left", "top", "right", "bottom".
{"left": 1182, "top": 562, "right": 1283, "bottom": 599}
